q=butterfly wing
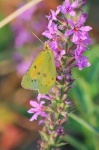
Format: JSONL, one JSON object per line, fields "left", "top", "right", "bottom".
{"left": 21, "top": 49, "right": 46, "bottom": 90}
{"left": 21, "top": 43, "right": 56, "bottom": 94}
{"left": 37, "top": 50, "right": 56, "bottom": 94}
{"left": 21, "top": 71, "right": 38, "bottom": 90}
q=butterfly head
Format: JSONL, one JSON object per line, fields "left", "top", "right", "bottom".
{"left": 44, "top": 42, "right": 50, "bottom": 50}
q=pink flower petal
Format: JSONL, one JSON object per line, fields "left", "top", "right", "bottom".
{"left": 64, "top": 0, "right": 70, "bottom": 6}
{"left": 72, "top": 33, "right": 78, "bottom": 42}
{"left": 40, "top": 101, "right": 45, "bottom": 105}
{"left": 80, "top": 26, "right": 92, "bottom": 31}
{"left": 27, "top": 108, "right": 34, "bottom": 114}
{"left": 30, "top": 101, "right": 39, "bottom": 107}
{"left": 65, "top": 30, "right": 73, "bottom": 36}
{"left": 68, "top": 19, "right": 75, "bottom": 28}
{"left": 69, "top": 10, "right": 76, "bottom": 16}
{"left": 71, "top": 1, "right": 78, "bottom": 8}
{"left": 30, "top": 113, "right": 38, "bottom": 121}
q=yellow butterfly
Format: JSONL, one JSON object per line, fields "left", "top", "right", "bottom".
{"left": 21, "top": 43, "right": 56, "bottom": 94}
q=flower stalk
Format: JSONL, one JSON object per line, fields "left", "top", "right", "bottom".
{"left": 27, "top": 0, "right": 92, "bottom": 150}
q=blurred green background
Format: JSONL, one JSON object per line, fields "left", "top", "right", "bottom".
{"left": 0, "top": 0, "right": 99, "bottom": 150}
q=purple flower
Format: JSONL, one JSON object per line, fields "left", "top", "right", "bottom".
{"left": 42, "top": 22, "right": 58, "bottom": 39}
{"left": 58, "top": 0, "right": 78, "bottom": 16}
{"left": 74, "top": 33, "right": 91, "bottom": 58}
{"left": 56, "top": 126, "right": 65, "bottom": 136}
{"left": 48, "top": 40, "right": 65, "bottom": 61}
{"left": 75, "top": 34, "right": 91, "bottom": 47}
{"left": 49, "top": 40, "right": 58, "bottom": 51}
{"left": 28, "top": 98, "right": 47, "bottom": 121}
{"left": 74, "top": 47, "right": 85, "bottom": 58}
{"left": 65, "top": 19, "right": 92, "bottom": 43}
{"left": 78, "top": 13, "right": 88, "bottom": 25}
{"left": 37, "top": 93, "right": 51, "bottom": 101}
{"left": 75, "top": 56, "right": 91, "bottom": 70}
{"left": 54, "top": 49, "right": 65, "bottom": 60}
{"left": 46, "top": 9, "right": 60, "bottom": 25}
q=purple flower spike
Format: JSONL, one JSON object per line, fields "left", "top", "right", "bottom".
{"left": 26, "top": 1, "right": 92, "bottom": 149}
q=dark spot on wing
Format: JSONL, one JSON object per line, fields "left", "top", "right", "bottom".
{"left": 52, "top": 78, "right": 54, "bottom": 80}
{"left": 34, "top": 65, "right": 36, "bottom": 69}
{"left": 37, "top": 72, "right": 40, "bottom": 75}
{"left": 43, "top": 73, "right": 47, "bottom": 77}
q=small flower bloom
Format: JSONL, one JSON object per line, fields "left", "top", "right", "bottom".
{"left": 65, "top": 19, "right": 92, "bottom": 43}
{"left": 42, "top": 22, "right": 58, "bottom": 39}
{"left": 54, "top": 49, "right": 65, "bottom": 60}
{"left": 58, "top": 0, "right": 78, "bottom": 16}
{"left": 74, "top": 47, "right": 85, "bottom": 58}
{"left": 28, "top": 99, "right": 47, "bottom": 121}
{"left": 75, "top": 56, "right": 91, "bottom": 70}
{"left": 65, "top": 99, "right": 71, "bottom": 105}
{"left": 37, "top": 93, "right": 51, "bottom": 101}
{"left": 46, "top": 9, "right": 60, "bottom": 25}
{"left": 56, "top": 126, "right": 65, "bottom": 136}
{"left": 57, "top": 76, "right": 63, "bottom": 80}
{"left": 74, "top": 33, "right": 91, "bottom": 59}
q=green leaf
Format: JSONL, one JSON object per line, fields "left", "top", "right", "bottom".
{"left": 64, "top": 135, "right": 89, "bottom": 150}
{"left": 69, "top": 113, "right": 99, "bottom": 136}
{"left": 54, "top": 142, "right": 66, "bottom": 147}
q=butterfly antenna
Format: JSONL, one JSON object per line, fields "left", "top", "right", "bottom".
{"left": 32, "top": 32, "right": 44, "bottom": 45}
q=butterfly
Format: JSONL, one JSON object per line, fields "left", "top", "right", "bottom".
{"left": 21, "top": 43, "right": 56, "bottom": 94}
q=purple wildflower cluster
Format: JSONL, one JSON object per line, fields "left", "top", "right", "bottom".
{"left": 42, "top": 0, "right": 92, "bottom": 70}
